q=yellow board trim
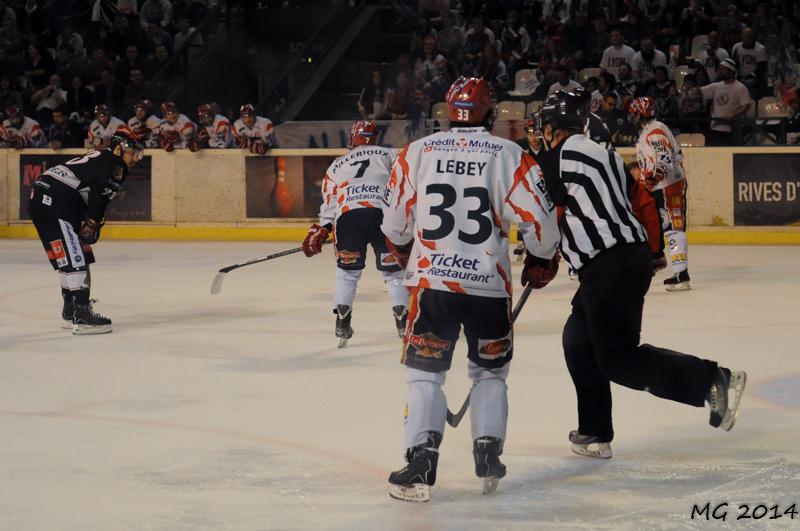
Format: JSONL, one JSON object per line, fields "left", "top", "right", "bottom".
{"left": 1, "top": 224, "right": 800, "bottom": 244}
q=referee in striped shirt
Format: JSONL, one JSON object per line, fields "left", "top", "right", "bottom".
{"left": 524, "top": 91, "right": 747, "bottom": 458}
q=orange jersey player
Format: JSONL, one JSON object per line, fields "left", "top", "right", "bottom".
{"left": 301, "top": 120, "right": 405, "bottom": 347}
{"left": 232, "top": 103, "right": 277, "bottom": 154}
{"left": 381, "top": 77, "right": 559, "bottom": 502}
{"left": 196, "top": 103, "right": 232, "bottom": 148}
{"left": 629, "top": 96, "right": 690, "bottom": 291}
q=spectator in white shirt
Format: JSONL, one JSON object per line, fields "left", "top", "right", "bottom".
{"left": 731, "top": 28, "right": 767, "bottom": 78}
{"left": 701, "top": 58, "right": 752, "bottom": 145}
{"left": 547, "top": 65, "right": 582, "bottom": 96}
{"left": 695, "top": 31, "right": 729, "bottom": 83}
{"left": 631, "top": 37, "right": 667, "bottom": 82}
{"left": 600, "top": 29, "right": 635, "bottom": 80}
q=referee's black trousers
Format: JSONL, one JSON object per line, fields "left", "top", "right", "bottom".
{"left": 562, "top": 243, "right": 719, "bottom": 441}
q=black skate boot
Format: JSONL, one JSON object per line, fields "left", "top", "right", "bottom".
{"left": 569, "top": 430, "right": 612, "bottom": 459}
{"left": 664, "top": 270, "right": 691, "bottom": 291}
{"left": 473, "top": 437, "right": 506, "bottom": 494}
{"left": 62, "top": 292, "right": 99, "bottom": 329}
{"left": 335, "top": 305, "right": 353, "bottom": 348}
{"left": 388, "top": 431, "right": 441, "bottom": 502}
{"left": 392, "top": 305, "right": 407, "bottom": 339}
{"left": 72, "top": 302, "right": 112, "bottom": 335}
{"left": 62, "top": 291, "right": 74, "bottom": 329}
{"left": 707, "top": 367, "right": 747, "bottom": 431}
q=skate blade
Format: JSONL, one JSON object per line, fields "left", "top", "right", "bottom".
{"left": 61, "top": 319, "right": 73, "bottom": 330}
{"left": 571, "top": 442, "right": 612, "bottom": 459}
{"left": 337, "top": 337, "right": 349, "bottom": 348}
{"left": 482, "top": 477, "right": 500, "bottom": 495}
{"left": 72, "top": 324, "right": 113, "bottom": 335}
{"left": 721, "top": 371, "right": 747, "bottom": 431}
{"left": 665, "top": 281, "right": 691, "bottom": 292}
{"left": 388, "top": 483, "right": 430, "bottom": 502}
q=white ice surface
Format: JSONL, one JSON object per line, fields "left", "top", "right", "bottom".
{"left": 1, "top": 241, "right": 799, "bottom": 530}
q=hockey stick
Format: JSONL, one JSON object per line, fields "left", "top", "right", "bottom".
{"left": 210, "top": 241, "right": 330, "bottom": 294}
{"left": 445, "top": 284, "right": 534, "bottom": 428}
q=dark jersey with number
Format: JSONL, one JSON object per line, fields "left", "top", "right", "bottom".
{"left": 32, "top": 149, "right": 128, "bottom": 221}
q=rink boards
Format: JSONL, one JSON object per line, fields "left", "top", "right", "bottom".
{"left": 2, "top": 147, "right": 800, "bottom": 244}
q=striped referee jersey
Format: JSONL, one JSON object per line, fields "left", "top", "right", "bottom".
{"left": 539, "top": 133, "right": 648, "bottom": 271}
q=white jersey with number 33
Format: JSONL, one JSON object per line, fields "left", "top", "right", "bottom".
{"left": 318, "top": 145, "right": 395, "bottom": 226}
{"left": 381, "top": 126, "right": 560, "bottom": 298}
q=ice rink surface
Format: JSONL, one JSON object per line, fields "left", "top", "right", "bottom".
{"left": 1, "top": 240, "right": 799, "bottom": 530}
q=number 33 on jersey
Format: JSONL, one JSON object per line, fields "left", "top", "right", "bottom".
{"left": 381, "top": 126, "right": 560, "bottom": 297}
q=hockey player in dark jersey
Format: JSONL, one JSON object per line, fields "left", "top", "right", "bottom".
{"left": 28, "top": 130, "right": 145, "bottom": 335}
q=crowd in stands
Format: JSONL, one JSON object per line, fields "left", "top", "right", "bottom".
{"left": 358, "top": 0, "right": 800, "bottom": 146}
{"left": 0, "top": 0, "right": 219, "bottom": 150}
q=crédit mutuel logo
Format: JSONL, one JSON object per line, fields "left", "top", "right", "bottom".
{"left": 422, "top": 137, "right": 503, "bottom": 152}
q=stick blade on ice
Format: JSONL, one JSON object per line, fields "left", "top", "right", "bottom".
{"left": 210, "top": 271, "right": 226, "bottom": 295}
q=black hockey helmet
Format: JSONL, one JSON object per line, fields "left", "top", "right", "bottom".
{"left": 110, "top": 127, "right": 145, "bottom": 161}
{"left": 538, "top": 91, "right": 587, "bottom": 132}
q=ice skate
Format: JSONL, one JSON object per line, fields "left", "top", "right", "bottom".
{"left": 392, "top": 305, "right": 407, "bottom": 339}
{"left": 473, "top": 437, "right": 506, "bottom": 494}
{"left": 335, "top": 305, "right": 353, "bottom": 348}
{"left": 72, "top": 302, "right": 112, "bottom": 335}
{"left": 707, "top": 367, "right": 747, "bottom": 431}
{"left": 62, "top": 297, "right": 99, "bottom": 329}
{"left": 388, "top": 431, "right": 441, "bottom": 502}
{"left": 664, "top": 270, "right": 691, "bottom": 291}
{"left": 568, "top": 267, "right": 578, "bottom": 281}
{"left": 513, "top": 241, "right": 525, "bottom": 262}
{"left": 569, "top": 430, "right": 612, "bottom": 459}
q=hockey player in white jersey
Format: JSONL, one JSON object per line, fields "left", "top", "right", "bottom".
{"left": 382, "top": 77, "right": 560, "bottom": 502}
{"left": 87, "top": 104, "right": 126, "bottom": 149}
{"left": 196, "top": 103, "right": 232, "bottom": 149}
{"left": 128, "top": 100, "right": 162, "bottom": 148}
{"left": 232, "top": 104, "right": 278, "bottom": 154}
{"left": 629, "top": 97, "right": 690, "bottom": 291}
{"left": 1, "top": 106, "right": 45, "bottom": 148}
{"left": 157, "top": 101, "right": 197, "bottom": 152}
{"left": 302, "top": 120, "right": 407, "bottom": 347}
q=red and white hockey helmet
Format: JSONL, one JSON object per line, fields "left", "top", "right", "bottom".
{"left": 445, "top": 77, "right": 496, "bottom": 125}
{"left": 628, "top": 97, "right": 656, "bottom": 120}
{"left": 347, "top": 120, "right": 378, "bottom": 149}
{"left": 134, "top": 99, "right": 151, "bottom": 113}
{"left": 197, "top": 103, "right": 214, "bottom": 125}
{"left": 239, "top": 103, "right": 256, "bottom": 118}
{"left": 161, "top": 101, "right": 178, "bottom": 117}
{"left": 94, "top": 104, "right": 110, "bottom": 118}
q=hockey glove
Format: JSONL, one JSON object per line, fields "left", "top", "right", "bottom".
{"left": 385, "top": 238, "right": 413, "bottom": 269}
{"left": 78, "top": 218, "right": 105, "bottom": 245}
{"left": 196, "top": 128, "right": 210, "bottom": 147}
{"left": 302, "top": 223, "right": 331, "bottom": 257}
{"left": 651, "top": 252, "right": 668, "bottom": 275}
{"left": 8, "top": 134, "right": 25, "bottom": 150}
{"left": 642, "top": 165, "right": 668, "bottom": 191}
{"left": 522, "top": 252, "right": 560, "bottom": 289}
{"left": 250, "top": 139, "right": 267, "bottom": 155}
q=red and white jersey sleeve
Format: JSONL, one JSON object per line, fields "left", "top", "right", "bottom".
{"left": 88, "top": 116, "right": 126, "bottom": 147}
{"left": 232, "top": 116, "right": 276, "bottom": 147}
{"left": 128, "top": 115, "right": 163, "bottom": 148}
{"left": 381, "top": 126, "right": 559, "bottom": 298}
{"left": 202, "top": 114, "right": 232, "bottom": 148}
{"left": 635, "top": 120, "right": 685, "bottom": 190}
{"left": 318, "top": 145, "right": 395, "bottom": 226}
{"left": 158, "top": 114, "right": 196, "bottom": 148}
{"left": 3, "top": 116, "right": 46, "bottom": 147}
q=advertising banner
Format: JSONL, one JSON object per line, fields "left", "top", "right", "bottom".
{"left": 733, "top": 154, "right": 800, "bottom": 226}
